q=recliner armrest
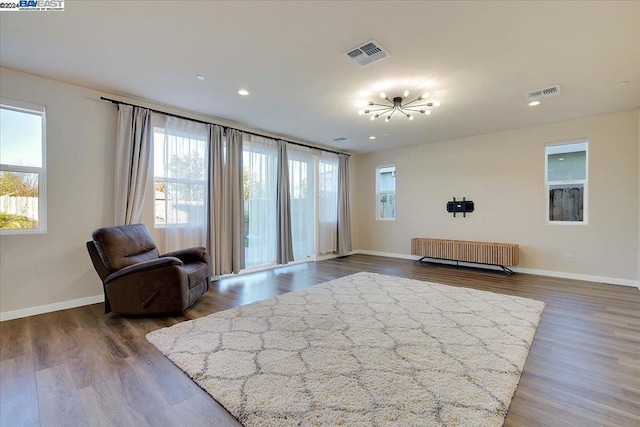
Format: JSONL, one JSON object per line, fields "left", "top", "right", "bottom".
{"left": 104, "top": 257, "right": 183, "bottom": 285}
{"left": 161, "top": 247, "right": 208, "bottom": 264}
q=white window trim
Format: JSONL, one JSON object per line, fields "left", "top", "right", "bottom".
{"left": 376, "top": 165, "right": 396, "bottom": 221}
{"left": 0, "top": 100, "right": 47, "bottom": 235}
{"left": 544, "top": 139, "right": 588, "bottom": 225}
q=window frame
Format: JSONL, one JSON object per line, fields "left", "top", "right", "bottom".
{"left": 0, "top": 99, "right": 47, "bottom": 234}
{"left": 544, "top": 139, "right": 588, "bottom": 225}
{"left": 376, "top": 165, "right": 396, "bottom": 221}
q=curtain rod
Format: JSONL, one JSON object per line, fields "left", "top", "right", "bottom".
{"left": 100, "top": 96, "right": 350, "bottom": 157}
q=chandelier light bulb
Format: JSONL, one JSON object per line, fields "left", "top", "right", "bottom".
{"left": 358, "top": 110, "right": 365, "bottom": 115}
{"left": 425, "top": 110, "right": 432, "bottom": 115}
{"left": 380, "top": 92, "right": 386, "bottom": 99}
{"left": 370, "top": 115, "right": 377, "bottom": 120}
{"left": 433, "top": 101, "right": 440, "bottom": 107}
{"left": 403, "top": 90, "right": 410, "bottom": 98}
{"left": 422, "top": 92, "right": 430, "bottom": 98}
{"left": 407, "top": 114, "right": 414, "bottom": 120}
{"left": 385, "top": 116, "right": 391, "bottom": 122}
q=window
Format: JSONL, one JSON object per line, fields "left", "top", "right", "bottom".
{"left": 376, "top": 166, "right": 396, "bottom": 220}
{"left": 318, "top": 152, "right": 338, "bottom": 254}
{"left": 288, "top": 146, "right": 315, "bottom": 260}
{"left": 243, "top": 135, "right": 278, "bottom": 268}
{"left": 153, "top": 116, "right": 208, "bottom": 228}
{"left": 0, "top": 101, "right": 46, "bottom": 233}
{"left": 546, "top": 141, "right": 587, "bottom": 223}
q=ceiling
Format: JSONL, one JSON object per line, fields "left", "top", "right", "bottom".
{"left": 1, "top": 1, "right": 639, "bottom": 154}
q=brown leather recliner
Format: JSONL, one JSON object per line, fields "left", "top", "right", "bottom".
{"left": 86, "top": 223, "right": 210, "bottom": 315}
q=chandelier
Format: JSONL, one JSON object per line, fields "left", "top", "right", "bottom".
{"left": 359, "top": 90, "right": 440, "bottom": 122}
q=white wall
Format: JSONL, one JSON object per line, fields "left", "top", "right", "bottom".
{"left": 354, "top": 110, "right": 640, "bottom": 284}
{"left": 0, "top": 68, "right": 116, "bottom": 316}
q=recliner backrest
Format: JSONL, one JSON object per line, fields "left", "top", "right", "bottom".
{"left": 92, "top": 224, "right": 160, "bottom": 273}
{"left": 86, "top": 240, "right": 110, "bottom": 281}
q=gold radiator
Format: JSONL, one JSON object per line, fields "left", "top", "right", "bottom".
{"left": 411, "top": 238, "right": 519, "bottom": 273}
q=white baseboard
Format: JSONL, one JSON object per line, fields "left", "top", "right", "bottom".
{"left": 0, "top": 294, "right": 104, "bottom": 322}
{"left": 354, "top": 250, "right": 421, "bottom": 261}
{"left": 353, "top": 250, "right": 640, "bottom": 289}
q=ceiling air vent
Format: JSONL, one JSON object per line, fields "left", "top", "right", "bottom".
{"left": 526, "top": 85, "right": 561, "bottom": 102}
{"left": 344, "top": 40, "right": 390, "bottom": 67}
{"left": 332, "top": 137, "right": 349, "bottom": 142}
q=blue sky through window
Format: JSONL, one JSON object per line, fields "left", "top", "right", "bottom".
{"left": 0, "top": 107, "right": 42, "bottom": 167}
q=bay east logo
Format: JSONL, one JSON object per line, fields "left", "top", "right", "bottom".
{"left": 0, "top": 0, "right": 64, "bottom": 11}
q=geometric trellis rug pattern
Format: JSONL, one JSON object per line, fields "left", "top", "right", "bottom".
{"left": 147, "top": 272, "right": 544, "bottom": 426}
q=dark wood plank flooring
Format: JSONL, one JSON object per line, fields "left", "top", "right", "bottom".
{"left": 1, "top": 254, "right": 639, "bottom": 426}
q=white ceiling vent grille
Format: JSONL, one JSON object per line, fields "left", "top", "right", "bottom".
{"left": 526, "top": 85, "right": 561, "bottom": 102}
{"left": 344, "top": 40, "right": 390, "bottom": 67}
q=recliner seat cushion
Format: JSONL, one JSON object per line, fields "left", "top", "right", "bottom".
{"left": 92, "top": 224, "right": 160, "bottom": 272}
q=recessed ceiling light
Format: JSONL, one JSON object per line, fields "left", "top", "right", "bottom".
{"left": 195, "top": 75, "right": 206, "bottom": 80}
{"left": 558, "top": 157, "right": 565, "bottom": 161}
{"left": 238, "top": 89, "right": 250, "bottom": 96}
{"left": 369, "top": 136, "right": 376, "bottom": 140}
{"left": 528, "top": 101, "right": 541, "bottom": 106}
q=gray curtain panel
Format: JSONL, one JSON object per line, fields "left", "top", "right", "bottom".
{"left": 276, "top": 141, "right": 294, "bottom": 264}
{"left": 208, "top": 124, "right": 225, "bottom": 276}
{"left": 114, "top": 105, "right": 151, "bottom": 225}
{"left": 226, "top": 129, "right": 245, "bottom": 273}
{"left": 337, "top": 153, "right": 352, "bottom": 255}
{"left": 208, "top": 126, "right": 245, "bottom": 276}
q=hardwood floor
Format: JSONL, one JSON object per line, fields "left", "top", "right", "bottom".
{"left": 1, "top": 254, "right": 638, "bottom": 426}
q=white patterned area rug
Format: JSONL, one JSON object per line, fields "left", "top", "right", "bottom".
{"left": 147, "top": 272, "right": 544, "bottom": 426}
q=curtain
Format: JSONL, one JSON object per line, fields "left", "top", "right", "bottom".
{"left": 276, "top": 140, "right": 294, "bottom": 264}
{"left": 243, "top": 135, "right": 278, "bottom": 268}
{"left": 337, "top": 153, "right": 352, "bottom": 255}
{"left": 209, "top": 126, "right": 245, "bottom": 275}
{"left": 229, "top": 129, "right": 246, "bottom": 273}
{"left": 208, "top": 125, "right": 224, "bottom": 276}
{"left": 156, "top": 116, "right": 208, "bottom": 252}
{"left": 288, "top": 144, "right": 315, "bottom": 260}
{"left": 114, "top": 105, "right": 151, "bottom": 225}
{"left": 318, "top": 151, "right": 338, "bottom": 254}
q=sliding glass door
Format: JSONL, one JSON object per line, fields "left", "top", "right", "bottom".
{"left": 243, "top": 136, "right": 277, "bottom": 268}
{"left": 288, "top": 146, "right": 315, "bottom": 260}
{"left": 318, "top": 152, "right": 338, "bottom": 255}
